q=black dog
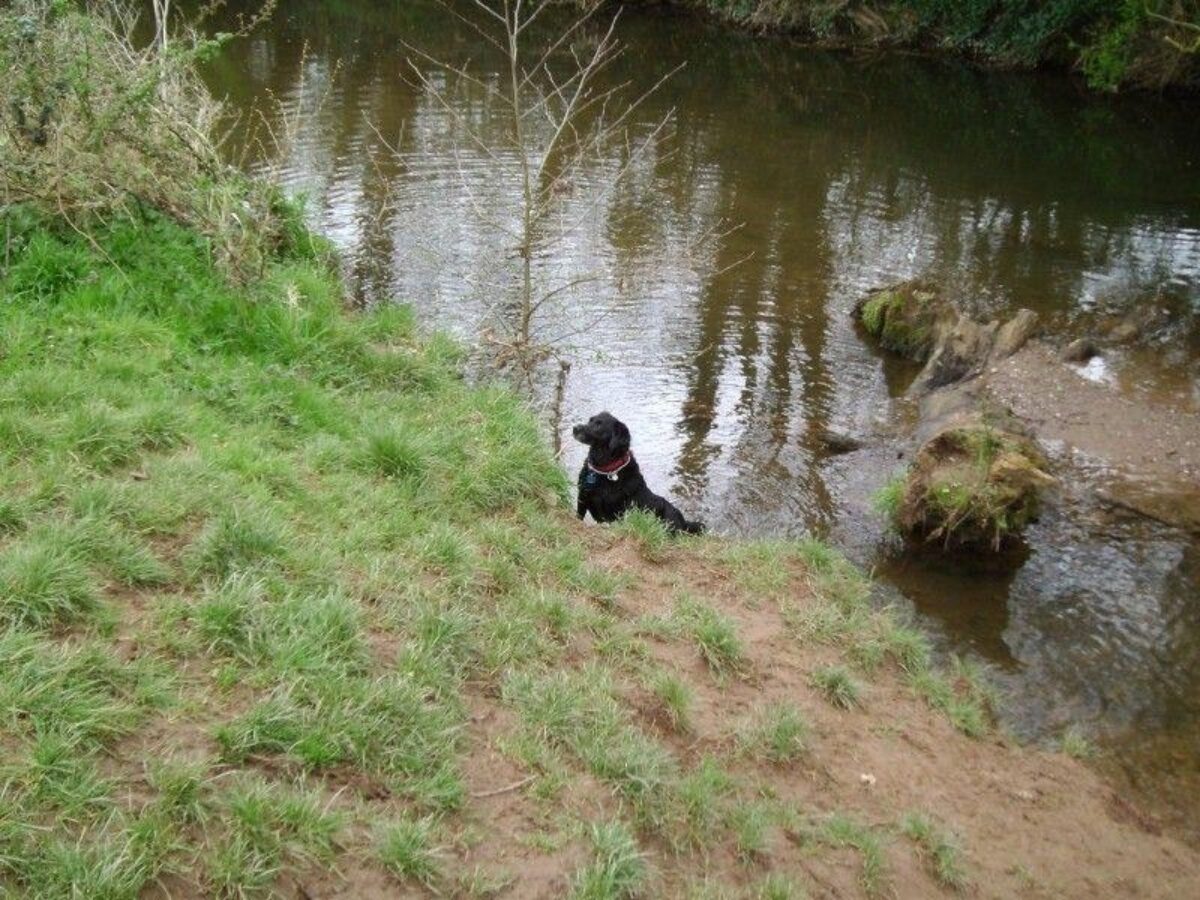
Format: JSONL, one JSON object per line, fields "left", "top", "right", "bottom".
{"left": 573, "top": 412, "right": 705, "bottom": 535}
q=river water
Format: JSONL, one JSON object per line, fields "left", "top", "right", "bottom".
{"left": 204, "top": 0, "right": 1200, "bottom": 838}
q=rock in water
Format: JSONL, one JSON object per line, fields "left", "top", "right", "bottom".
{"left": 992, "top": 309, "right": 1039, "bottom": 359}
{"left": 856, "top": 282, "right": 1038, "bottom": 396}
{"left": 1061, "top": 338, "right": 1100, "bottom": 363}
{"left": 816, "top": 429, "right": 864, "bottom": 455}
{"left": 892, "top": 414, "right": 1054, "bottom": 551}
{"left": 855, "top": 281, "right": 944, "bottom": 361}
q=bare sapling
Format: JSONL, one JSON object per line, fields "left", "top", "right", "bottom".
{"left": 402, "top": 0, "right": 683, "bottom": 383}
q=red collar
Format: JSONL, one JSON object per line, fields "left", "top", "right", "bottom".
{"left": 588, "top": 451, "right": 632, "bottom": 476}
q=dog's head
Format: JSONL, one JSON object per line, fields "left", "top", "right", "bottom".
{"left": 572, "top": 412, "right": 630, "bottom": 458}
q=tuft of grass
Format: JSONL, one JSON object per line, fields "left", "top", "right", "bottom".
{"left": 900, "top": 812, "right": 969, "bottom": 891}
{"left": 376, "top": 815, "right": 443, "bottom": 888}
{"left": 613, "top": 507, "right": 672, "bottom": 562}
{"left": 815, "top": 814, "right": 887, "bottom": 896}
{"left": 738, "top": 702, "right": 810, "bottom": 763}
{"left": 457, "top": 865, "right": 515, "bottom": 897}
{"left": 810, "top": 665, "right": 861, "bottom": 710}
{"left": 0, "top": 539, "right": 99, "bottom": 629}
{"left": 146, "top": 759, "right": 210, "bottom": 826}
{"left": 1059, "top": 725, "right": 1096, "bottom": 760}
{"left": 186, "top": 508, "right": 291, "bottom": 581}
{"left": 649, "top": 670, "right": 694, "bottom": 733}
{"left": 503, "top": 668, "right": 676, "bottom": 830}
{"left": 216, "top": 672, "right": 463, "bottom": 809}
{"left": 672, "top": 757, "right": 734, "bottom": 849}
{"left": 754, "top": 873, "right": 806, "bottom": 899}
{"left": 674, "top": 596, "right": 743, "bottom": 676}
{"left": 795, "top": 536, "right": 838, "bottom": 574}
{"left": 728, "top": 800, "right": 772, "bottom": 862}
{"left": 871, "top": 474, "right": 906, "bottom": 523}
{"left": 361, "top": 425, "right": 427, "bottom": 481}
{"left": 571, "top": 819, "right": 646, "bottom": 900}
{"left": 204, "top": 777, "right": 343, "bottom": 898}
{"left": 719, "top": 540, "right": 794, "bottom": 600}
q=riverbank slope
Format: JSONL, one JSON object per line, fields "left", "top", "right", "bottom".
{"left": 1, "top": 215, "right": 1197, "bottom": 898}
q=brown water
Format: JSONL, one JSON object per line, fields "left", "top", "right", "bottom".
{"left": 205, "top": 0, "right": 1200, "bottom": 837}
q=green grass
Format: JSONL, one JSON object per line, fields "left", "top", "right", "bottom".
{"left": 0, "top": 201, "right": 1006, "bottom": 893}
{"left": 737, "top": 702, "right": 810, "bottom": 763}
{"left": 613, "top": 507, "right": 673, "bottom": 561}
{"left": 376, "top": 815, "right": 443, "bottom": 887}
{"left": 571, "top": 819, "right": 646, "bottom": 900}
{"left": 810, "top": 665, "right": 861, "bottom": 710}
{"left": 650, "top": 669, "right": 694, "bottom": 732}
{"left": 900, "top": 812, "right": 969, "bottom": 891}
{"left": 728, "top": 799, "right": 773, "bottom": 861}
{"left": 674, "top": 595, "right": 744, "bottom": 676}
{"left": 673, "top": 757, "right": 734, "bottom": 849}
{"left": 813, "top": 813, "right": 888, "bottom": 896}
{"left": 871, "top": 474, "right": 906, "bottom": 523}
{"left": 754, "top": 873, "right": 806, "bottom": 899}
{"left": 1059, "top": 725, "right": 1097, "bottom": 760}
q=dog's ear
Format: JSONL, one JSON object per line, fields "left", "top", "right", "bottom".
{"left": 608, "top": 419, "right": 630, "bottom": 455}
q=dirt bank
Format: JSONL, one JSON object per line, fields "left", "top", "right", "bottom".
{"left": 286, "top": 525, "right": 1200, "bottom": 899}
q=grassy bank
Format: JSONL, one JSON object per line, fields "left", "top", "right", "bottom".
{"left": 3, "top": 3, "right": 1200, "bottom": 896}
{"left": 0, "top": 209, "right": 1000, "bottom": 896}
{"left": 4, "top": 214, "right": 1200, "bottom": 900}
{"left": 634, "top": 0, "right": 1199, "bottom": 92}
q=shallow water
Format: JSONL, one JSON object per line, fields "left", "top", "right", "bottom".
{"left": 205, "top": 0, "right": 1200, "bottom": 837}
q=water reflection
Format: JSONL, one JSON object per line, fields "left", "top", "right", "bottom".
{"left": 204, "top": 0, "right": 1200, "bottom": 839}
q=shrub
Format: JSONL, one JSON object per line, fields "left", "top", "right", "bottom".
{"left": 0, "top": 0, "right": 315, "bottom": 281}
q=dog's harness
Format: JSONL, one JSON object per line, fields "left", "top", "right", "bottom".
{"left": 586, "top": 451, "right": 632, "bottom": 483}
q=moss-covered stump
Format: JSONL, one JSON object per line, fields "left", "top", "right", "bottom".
{"left": 893, "top": 418, "right": 1054, "bottom": 551}
{"left": 856, "top": 281, "right": 946, "bottom": 361}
